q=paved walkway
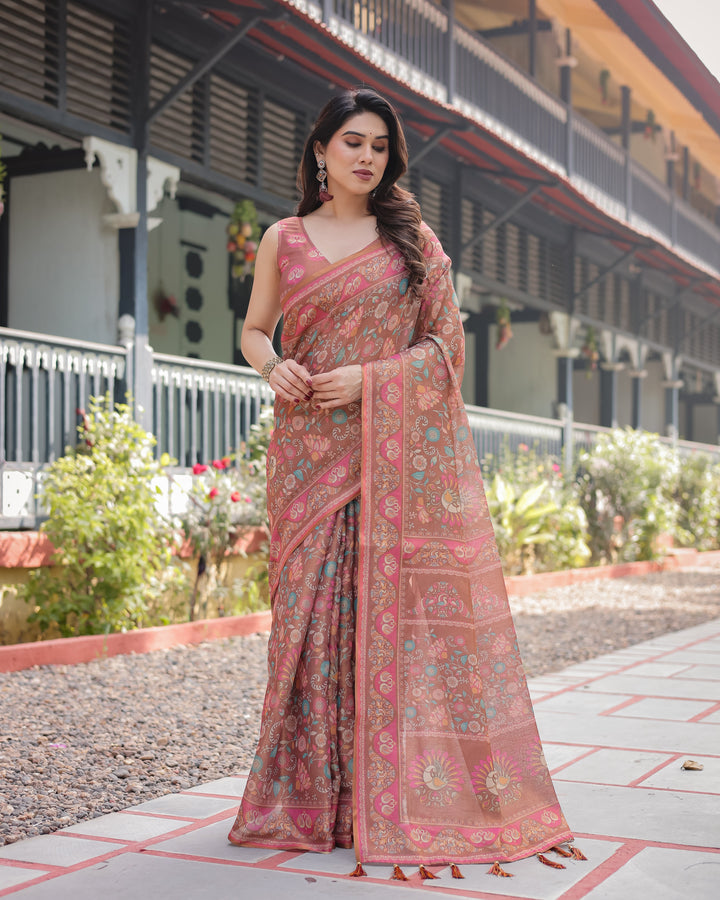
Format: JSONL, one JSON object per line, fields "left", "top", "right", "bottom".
{"left": 1, "top": 618, "right": 719, "bottom": 899}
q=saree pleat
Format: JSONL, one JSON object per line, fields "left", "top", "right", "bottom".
{"left": 228, "top": 498, "right": 359, "bottom": 851}
{"left": 228, "top": 217, "right": 574, "bottom": 864}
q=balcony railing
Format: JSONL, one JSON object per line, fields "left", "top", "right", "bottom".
{"left": 322, "top": 0, "right": 720, "bottom": 277}
{"left": 2, "top": 327, "right": 718, "bottom": 527}
{"left": 152, "top": 353, "right": 274, "bottom": 467}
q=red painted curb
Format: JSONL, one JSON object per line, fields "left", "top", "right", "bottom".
{"left": 2, "top": 549, "right": 718, "bottom": 674}
{"left": 0, "top": 531, "right": 55, "bottom": 567}
{"left": 505, "top": 548, "right": 720, "bottom": 596}
{"left": 0, "top": 527, "right": 269, "bottom": 569}
{"left": 0, "top": 610, "right": 271, "bottom": 673}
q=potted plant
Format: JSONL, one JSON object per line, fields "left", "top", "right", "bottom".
{"left": 581, "top": 326, "right": 600, "bottom": 376}
{"left": 495, "top": 298, "right": 513, "bottom": 350}
{"left": 226, "top": 198, "right": 261, "bottom": 280}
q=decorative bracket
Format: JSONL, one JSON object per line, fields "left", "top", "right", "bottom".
{"left": 83, "top": 137, "right": 180, "bottom": 228}
{"left": 549, "top": 311, "right": 580, "bottom": 353}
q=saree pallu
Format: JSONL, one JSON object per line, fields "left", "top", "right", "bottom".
{"left": 228, "top": 216, "right": 573, "bottom": 863}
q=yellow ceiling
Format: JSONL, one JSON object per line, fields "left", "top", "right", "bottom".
{"left": 455, "top": 0, "right": 720, "bottom": 176}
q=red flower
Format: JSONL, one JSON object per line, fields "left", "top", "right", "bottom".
{"left": 230, "top": 491, "right": 241, "bottom": 503}
{"left": 222, "top": 456, "right": 232, "bottom": 466}
{"left": 212, "top": 459, "right": 226, "bottom": 470}
{"left": 192, "top": 463, "right": 208, "bottom": 475}
{"left": 208, "top": 487, "right": 219, "bottom": 499}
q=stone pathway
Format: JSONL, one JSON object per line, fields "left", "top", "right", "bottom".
{"left": 1, "top": 618, "right": 719, "bottom": 899}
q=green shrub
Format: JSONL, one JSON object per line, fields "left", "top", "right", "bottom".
{"left": 22, "top": 396, "right": 183, "bottom": 637}
{"left": 575, "top": 428, "right": 681, "bottom": 564}
{"left": 484, "top": 445, "right": 590, "bottom": 575}
{"left": 180, "top": 406, "right": 271, "bottom": 619}
{"left": 673, "top": 454, "right": 720, "bottom": 551}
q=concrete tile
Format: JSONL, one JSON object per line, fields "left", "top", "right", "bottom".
{"left": 554, "top": 748, "right": 674, "bottom": 785}
{"left": 0, "top": 835, "right": 125, "bottom": 866}
{"left": 528, "top": 689, "right": 555, "bottom": 701}
{"left": 677, "top": 665, "right": 720, "bottom": 681}
{"left": 8, "top": 852, "right": 466, "bottom": 899}
{"left": 576, "top": 673, "right": 720, "bottom": 701}
{"left": 699, "top": 708, "right": 720, "bottom": 724}
{"left": 153, "top": 819, "right": 282, "bottom": 863}
{"left": 424, "top": 839, "right": 621, "bottom": 899}
{"left": 543, "top": 743, "right": 595, "bottom": 770}
{"left": 0, "top": 865, "right": 50, "bottom": 890}
{"left": 278, "top": 847, "right": 382, "bottom": 877}
{"left": 555, "top": 781, "right": 718, "bottom": 845}
{"left": 608, "top": 697, "right": 716, "bottom": 721}
{"left": 624, "top": 662, "right": 691, "bottom": 677}
{"left": 63, "top": 813, "right": 188, "bottom": 841}
{"left": 186, "top": 777, "right": 248, "bottom": 796}
{"left": 661, "top": 650, "right": 720, "bottom": 664}
{"left": 561, "top": 663, "right": 623, "bottom": 674}
{"left": 583, "top": 847, "right": 720, "bottom": 900}
{"left": 127, "top": 794, "right": 238, "bottom": 818}
{"left": 641, "top": 755, "right": 720, "bottom": 792}
{"left": 534, "top": 691, "right": 630, "bottom": 716}
{"left": 536, "top": 708, "right": 720, "bottom": 755}
{"left": 528, "top": 680, "right": 575, "bottom": 692}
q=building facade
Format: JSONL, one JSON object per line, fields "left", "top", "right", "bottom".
{"left": 1, "top": 0, "right": 720, "bottom": 525}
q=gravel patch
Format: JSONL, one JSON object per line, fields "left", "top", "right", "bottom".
{"left": 1, "top": 563, "right": 718, "bottom": 846}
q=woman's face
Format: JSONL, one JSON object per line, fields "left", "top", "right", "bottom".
{"left": 316, "top": 111, "right": 390, "bottom": 199}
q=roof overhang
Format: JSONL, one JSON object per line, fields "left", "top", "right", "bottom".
{"left": 182, "top": 0, "right": 720, "bottom": 307}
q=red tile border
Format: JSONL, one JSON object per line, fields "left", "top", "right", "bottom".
{"left": 558, "top": 842, "right": 644, "bottom": 900}
{"left": 689, "top": 701, "right": 720, "bottom": 722}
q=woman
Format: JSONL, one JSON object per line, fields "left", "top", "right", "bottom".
{"left": 228, "top": 88, "right": 577, "bottom": 874}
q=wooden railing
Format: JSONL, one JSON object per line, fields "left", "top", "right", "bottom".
{"left": 322, "top": 0, "right": 720, "bottom": 276}
{"left": 2, "top": 327, "right": 717, "bottom": 527}
{"left": 152, "top": 353, "right": 274, "bottom": 467}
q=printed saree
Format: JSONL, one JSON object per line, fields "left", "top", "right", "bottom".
{"left": 228, "top": 216, "right": 573, "bottom": 864}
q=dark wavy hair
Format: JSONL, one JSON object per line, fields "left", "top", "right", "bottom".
{"left": 297, "top": 88, "right": 426, "bottom": 295}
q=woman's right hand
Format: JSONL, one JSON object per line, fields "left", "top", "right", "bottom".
{"left": 269, "top": 358, "right": 314, "bottom": 404}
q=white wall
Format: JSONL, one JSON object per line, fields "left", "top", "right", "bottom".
{"left": 488, "top": 322, "right": 556, "bottom": 418}
{"left": 573, "top": 365, "right": 599, "bottom": 424}
{"left": 461, "top": 329, "right": 476, "bottom": 405}
{"left": 616, "top": 370, "right": 633, "bottom": 426}
{"left": 9, "top": 168, "right": 118, "bottom": 344}
{"left": 148, "top": 189, "right": 241, "bottom": 365}
{"left": 691, "top": 403, "right": 718, "bottom": 445}
{"left": 642, "top": 360, "right": 667, "bottom": 435}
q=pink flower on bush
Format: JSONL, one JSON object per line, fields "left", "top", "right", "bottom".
{"left": 552, "top": 463, "right": 561, "bottom": 472}
{"left": 230, "top": 491, "right": 241, "bottom": 503}
{"left": 518, "top": 443, "right": 529, "bottom": 452}
{"left": 208, "top": 487, "right": 219, "bottom": 499}
{"left": 212, "top": 459, "right": 226, "bottom": 470}
{"left": 193, "top": 463, "right": 208, "bottom": 475}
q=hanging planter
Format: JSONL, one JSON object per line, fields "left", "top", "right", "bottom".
{"left": 581, "top": 326, "right": 600, "bottom": 377}
{"left": 153, "top": 287, "right": 179, "bottom": 322}
{"left": 599, "top": 69, "right": 610, "bottom": 104}
{"left": 495, "top": 298, "right": 513, "bottom": 350}
{"left": 226, "top": 199, "right": 261, "bottom": 280}
{"left": 644, "top": 110, "right": 659, "bottom": 141}
{"left": 693, "top": 161, "right": 701, "bottom": 192}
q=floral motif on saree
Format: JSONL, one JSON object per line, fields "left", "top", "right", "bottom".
{"left": 228, "top": 217, "right": 573, "bottom": 863}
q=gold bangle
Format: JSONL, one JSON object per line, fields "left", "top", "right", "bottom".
{"left": 261, "top": 355, "right": 283, "bottom": 382}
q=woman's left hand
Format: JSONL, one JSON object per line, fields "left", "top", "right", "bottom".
{"left": 309, "top": 365, "right": 362, "bottom": 409}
